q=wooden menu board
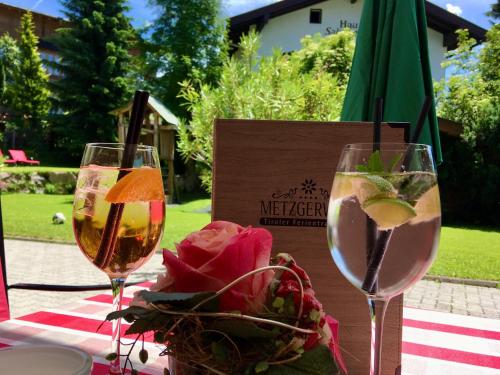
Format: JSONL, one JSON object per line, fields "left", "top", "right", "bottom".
{"left": 212, "top": 119, "right": 408, "bottom": 375}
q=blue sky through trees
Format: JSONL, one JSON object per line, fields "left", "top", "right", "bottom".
{"left": 2, "top": 0, "right": 494, "bottom": 29}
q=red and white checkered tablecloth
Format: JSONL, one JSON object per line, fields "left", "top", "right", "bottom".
{"left": 0, "top": 282, "right": 499, "bottom": 374}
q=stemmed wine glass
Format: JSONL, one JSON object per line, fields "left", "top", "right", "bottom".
{"left": 327, "top": 143, "right": 441, "bottom": 375}
{"left": 73, "top": 143, "right": 165, "bottom": 373}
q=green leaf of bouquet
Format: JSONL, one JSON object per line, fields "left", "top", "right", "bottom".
{"left": 264, "top": 345, "right": 339, "bottom": 375}
{"left": 105, "top": 353, "right": 118, "bottom": 361}
{"left": 255, "top": 361, "right": 269, "bottom": 373}
{"left": 154, "top": 331, "right": 166, "bottom": 343}
{"left": 106, "top": 306, "right": 150, "bottom": 321}
{"left": 139, "top": 349, "right": 149, "bottom": 364}
{"left": 210, "top": 320, "right": 279, "bottom": 339}
{"left": 126, "top": 318, "right": 153, "bottom": 335}
{"left": 139, "top": 291, "right": 219, "bottom": 311}
{"left": 211, "top": 342, "right": 228, "bottom": 363}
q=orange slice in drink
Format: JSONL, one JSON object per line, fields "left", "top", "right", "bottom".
{"left": 105, "top": 168, "right": 164, "bottom": 203}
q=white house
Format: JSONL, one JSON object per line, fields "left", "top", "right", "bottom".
{"left": 229, "top": 0, "right": 487, "bottom": 81}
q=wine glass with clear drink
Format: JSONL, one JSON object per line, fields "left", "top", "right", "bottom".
{"left": 73, "top": 143, "right": 165, "bottom": 373}
{"left": 327, "top": 143, "right": 441, "bottom": 375}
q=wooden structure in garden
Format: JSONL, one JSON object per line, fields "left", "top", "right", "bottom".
{"left": 111, "top": 96, "right": 179, "bottom": 203}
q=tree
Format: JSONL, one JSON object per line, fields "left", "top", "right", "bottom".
{"left": 9, "top": 12, "right": 50, "bottom": 144}
{"left": 294, "top": 31, "right": 355, "bottom": 84}
{"left": 51, "top": 0, "right": 134, "bottom": 157}
{"left": 0, "top": 33, "right": 19, "bottom": 107}
{"left": 139, "top": 0, "right": 227, "bottom": 118}
{"left": 435, "top": 26, "right": 500, "bottom": 225}
{"left": 486, "top": 1, "right": 500, "bottom": 19}
{"left": 177, "top": 30, "right": 356, "bottom": 191}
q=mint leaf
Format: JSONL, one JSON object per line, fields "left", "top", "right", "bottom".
{"left": 397, "top": 173, "right": 437, "bottom": 202}
{"left": 356, "top": 150, "right": 384, "bottom": 173}
{"left": 367, "top": 150, "right": 384, "bottom": 172}
{"left": 388, "top": 153, "right": 403, "bottom": 172}
{"left": 356, "top": 150, "right": 404, "bottom": 173}
{"left": 264, "top": 345, "right": 339, "bottom": 375}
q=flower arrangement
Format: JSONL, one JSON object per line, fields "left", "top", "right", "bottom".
{"left": 106, "top": 221, "right": 346, "bottom": 374}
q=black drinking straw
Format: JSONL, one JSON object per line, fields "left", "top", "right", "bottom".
{"left": 364, "top": 98, "right": 384, "bottom": 293}
{"left": 401, "top": 96, "right": 433, "bottom": 170}
{"left": 411, "top": 96, "right": 432, "bottom": 144}
{"left": 362, "top": 96, "right": 434, "bottom": 293}
{"left": 372, "top": 97, "right": 383, "bottom": 147}
{"left": 93, "top": 90, "right": 149, "bottom": 269}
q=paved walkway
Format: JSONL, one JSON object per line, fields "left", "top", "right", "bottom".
{"left": 4, "top": 239, "right": 165, "bottom": 318}
{"left": 3, "top": 239, "right": 500, "bottom": 319}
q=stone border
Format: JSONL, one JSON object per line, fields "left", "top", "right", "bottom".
{"left": 0, "top": 170, "right": 77, "bottom": 194}
{"left": 5, "top": 237, "right": 500, "bottom": 288}
{"left": 424, "top": 274, "right": 499, "bottom": 288}
{"left": 5, "top": 236, "right": 74, "bottom": 245}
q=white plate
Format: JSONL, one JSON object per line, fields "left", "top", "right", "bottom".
{"left": 0, "top": 345, "right": 93, "bottom": 375}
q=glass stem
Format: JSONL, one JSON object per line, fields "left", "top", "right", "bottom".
{"left": 367, "top": 297, "right": 390, "bottom": 375}
{"left": 110, "top": 277, "right": 126, "bottom": 374}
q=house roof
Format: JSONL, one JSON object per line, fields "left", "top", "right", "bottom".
{"left": 111, "top": 96, "right": 179, "bottom": 127}
{"left": 0, "top": 2, "right": 69, "bottom": 53}
{"left": 0, "top": 2, "right": 67, "bottom": 22}
{"left": 148, "top": 96, "right": 179, "bottom": 126}
{"left": 229, "top": 0, "right": 487, "bottom": 50}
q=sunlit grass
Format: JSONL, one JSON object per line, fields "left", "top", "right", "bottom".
{"left": 428, "top": 226, "right": 500, "bottom": 281}
{"left": 2, "top": 194, "right": 499, "bottom": 281}
{"left": 0, "top": 166, "right": 79, "bottom": 173}
{"left": 1, "top": 193, "right": 210, "bottom": 250}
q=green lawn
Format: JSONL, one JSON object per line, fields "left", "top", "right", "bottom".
{"left": 1, "top": 193, "right": 499, "bottom": 281}
{"left": 1, "top": 193, "right": 211, "bottom": 250}
{"left": 0, "top": 166, "right": 79, "bottom": 173}
{"left": 428, "top": 227, "right": 500, "bottom": 281}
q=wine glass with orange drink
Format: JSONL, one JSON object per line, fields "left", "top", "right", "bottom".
{"left": 73, "top": 143, "right": 165, "bottom": 373}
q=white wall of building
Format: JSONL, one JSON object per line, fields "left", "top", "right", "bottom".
{"left": 427, "top": 28, "right": 447, "bottom": 81}
{"left": 255, "top": 0, "right": 446, "bottom": 80}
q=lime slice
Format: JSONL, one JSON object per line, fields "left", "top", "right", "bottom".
{"left": 410, "top": 185, "right": 441, "bottom": 224}
{"left": 331, "top": 173, "right": 356, "bottom": 199}
{"left": 355, "top": 175, "right": 396, "bottom": 203}
{"left": 362, "top": 197, "right": 417, "bottom": 230}
{"left": 332, "top": 173, "right": 396, "bottom": 203}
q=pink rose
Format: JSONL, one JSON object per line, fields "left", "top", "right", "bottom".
{"left": 160, "top": 221, "right": 273, "bottom": 313}
{"left": 324, "top": 316, "right": 348, "bottom": 374}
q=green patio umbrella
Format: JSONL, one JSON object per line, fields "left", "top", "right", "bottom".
{"left": 341, "top": 0, "right": 442, "bottom": 163}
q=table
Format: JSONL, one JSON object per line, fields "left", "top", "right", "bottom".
{"left": 0, "top": 282, "right": 499, "bottom": 374}
{"left": 0, "top": 282, "right": 164, "bottom": 374}
{"left": 401, "top": 307, "right": 500, "bottom": 374}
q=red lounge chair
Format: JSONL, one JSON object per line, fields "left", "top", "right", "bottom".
{"left": 0, "top": 258, "right": 8, "bottom": 321}
{"left": 7, "top": 149, "right": 40, "bottom": 165}
{"left": 0, "top": 150, "right": 16, "bottom": 165}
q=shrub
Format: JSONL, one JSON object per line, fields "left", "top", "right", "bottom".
{"left": 44, "top": 183, "right": 56, "bottom": 194}
{"left": 178, "top": 30, "right": 355, "bottom": 191}
{"left": 435, "top": 26, "right": 500, "bottom": 226}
